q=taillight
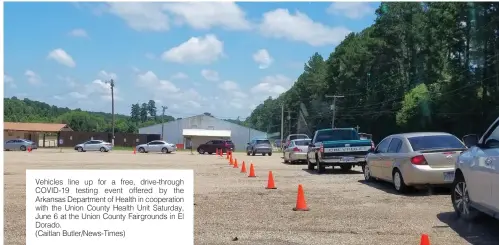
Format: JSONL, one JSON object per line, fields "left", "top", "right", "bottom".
{"left": 410, "top": 155, "right": 427, "bottom": 165}
{"left": 293, "top": 147, "right": 301, "bottom": 152}
{"left": 371, "top": 141, "right": 375, "bottom": 150}
{"left": 319, "top": 145, "right": 324, "bottom": 153}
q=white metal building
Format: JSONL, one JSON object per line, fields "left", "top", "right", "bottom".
{"left": 138, "top": 114, "right": 267, "bottom": 150}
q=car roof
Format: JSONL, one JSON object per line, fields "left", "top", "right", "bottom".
{"left": 316, "top": 128, "right": 355, "bottom": 132}
{"left": 253, "top": 138, "right": 270, "bottom": 140}
{"left": 390, "top": 132, "right": 454, "bottom": 138}
{"left": 292, "top": 138, "right": 311, "bottom": 141}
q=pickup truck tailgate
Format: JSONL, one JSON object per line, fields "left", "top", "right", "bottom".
{"left": 322, "top": 140, "right": 372, "bottom": 157}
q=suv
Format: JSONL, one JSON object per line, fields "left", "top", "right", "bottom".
{"left": 452, "top": 117, "right": 499, "bottom": 221}
{"left": 247, "top": 138, "right": 273, "bottom": 156}
{"left": 197, "top": 139, "right": 234, "bottom": 155}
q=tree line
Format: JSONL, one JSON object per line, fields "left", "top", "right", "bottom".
{"left": 245, "top": 2, "right": 499, "bottom": 142}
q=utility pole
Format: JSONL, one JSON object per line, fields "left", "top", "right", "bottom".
{"left": 105, "top": 79, "right": 115, "bottom": 146}
{"left": 326, "top": 95, "right": 344, "bottom": 128}
{"left": 280, "top": 104, "right": 284, "bottom": 149}
{"left": 287, "top": 109, "right": 291, "bottom": 136}
{"left": 161, "top": 106, "right": 168, "bottom": 140}
{"left": 355, "top": 125, "right": 360, "bottom": 132}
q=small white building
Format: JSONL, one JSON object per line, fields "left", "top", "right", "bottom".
{"left": 138, "top": 114, "right": 267, "bottom": 151}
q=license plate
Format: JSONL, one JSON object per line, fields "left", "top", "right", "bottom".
{"left": 340, "top": 157, "right": 355, "bottom": 162}
{"left": 443, "top": 171, "right": 455, "bottom": 182}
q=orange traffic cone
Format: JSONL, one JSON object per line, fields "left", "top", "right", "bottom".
{"left": 240, "top": 161, "right": 247, "bottom": 173}
{"left": 248, "top": 163, "right": 256, "bottom": 177}
{"left": 133, "top": 147, "right": 136, "bottom": 154}
{"left": 293, "top": 184, "right": 310, "bottom": 211}
{"left": 420, "top": 234, "right": 430, "bottom": 245}
{"left": 233, "top": 159, "right": 238, "bottom": 168}
{"left": 28, "top": 146, "right": 32, "bottom": 152}
{"left": 226, "top": 152, "right": 229, "bottom": 159}
{"left": 230, "top": 155, "right": 233, "bottom": 165}
{"left": 266, "top": 171, "right": 277, "bottom": 189}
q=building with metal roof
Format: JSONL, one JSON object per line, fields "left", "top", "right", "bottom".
{"left": 138, "top": 114, "right": 267, "bottom": 151}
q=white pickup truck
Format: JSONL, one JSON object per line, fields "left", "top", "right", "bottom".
{"left": 452, "top": 116, "right": 499, "bottom": 221}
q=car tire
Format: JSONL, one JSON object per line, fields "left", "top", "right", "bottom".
{"left": 340, "top": 164, "right": 352, "bottom": 171}
{"left": 20, "top": 145, "right": 26, "bottom": 151}
{"left": 316, "top": 157, "right": 325, "bottom": 174}
{"left": 247, "top": 151, "right": 250, "bottom": 156}
{"left": 307, "top": 155, "right": 314, "bottom": 170}
{"left": 77, "top": 147, "right": 84, "bottom": 152}
{"left": 393, "top": 169, "right": 408, "bottom": 193}
{"left": 363, "top": 164, "right": 372, "bottom": 182}
{"left": 268, "top": 152, "right": 272, "bottom": 156}
{"left": 100, "top": 147, "right": 106, "bottom": 152}
{"left": 252, "top": 151, "right": 256, "bottom": 156}
{"left": 262, "top": 153, "right": 266, "bottom": 156}
{"left": 138, "top": 147, "right": 145, "bottom": 153}
{"left": 198, "top": 149, "right": 205, "bottom": 154}
{"left": 452, "top": 172, "right": 480, "bottom": 221}
{"left": 162, "top": 147, "right": 169, "bottom": 154}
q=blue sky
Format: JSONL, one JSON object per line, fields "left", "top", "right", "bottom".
{"left": 4, "top": 2, "right": 379, "bottom": 120}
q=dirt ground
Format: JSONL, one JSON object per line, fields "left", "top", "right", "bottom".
{"left": 4, "top": 149, "right": 499, "bottom": 245}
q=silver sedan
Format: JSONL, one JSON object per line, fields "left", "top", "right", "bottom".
{"left": 74, "top": 140, "right": 113, "bottom": 152}
{"left": 136, "top": 140, "right": 176, "bottom": 153}
{"left": 363, "top": 132, "right": 466, "bottom": 193}
{"left": 283, "top": 139, "right": 311, "bottom": 164}
{"left": 4, "top": 139, "right": 37, "bottom": 151}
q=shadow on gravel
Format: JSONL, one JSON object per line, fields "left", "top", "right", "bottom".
{"left": 302, "top": 168, "right": 363, "bottom": 175}
{"left": 282, "top": 161, "right": 308, "bottom": 165}
{"left": 357, "top": 180, "right": 450, "bottom": 196}
{"left": 437, "top": 212, "right": 499, "bottom": 245}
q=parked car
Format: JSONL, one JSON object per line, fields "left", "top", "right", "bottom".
{"left": 284, "top": 139, "right": 311, "bottom": 163}
{"left": 246, "top": 138, "right": 273, "bottom": 156}
{"left": 363, "top": 132, "right": 467, "bottom": 193}
{"left": 197, "top": 139, "right": 234, "bottom": 155}
{"left": 74, "top": 140, "right": 112, "bottom": 152}
{"left": 4, "top": 139, "right": 37, "bottom": 151}
{"left": 452, "top": 117, "right": 499, "bottom": 221}
{"left": 136, "top": 140, "right": 176, "bottom": 153}
{"left": 274, "top": 139, "right": 282, "bottom": 148}
{"left": 307, "top": 128, "right": 372, "bottom": 173}
{"left": 284, "top": 134, "right": 310, "bottom": 150}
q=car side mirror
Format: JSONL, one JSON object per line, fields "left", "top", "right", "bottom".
{"left": 462, "top": 134, "right": 479, "bottom": 148}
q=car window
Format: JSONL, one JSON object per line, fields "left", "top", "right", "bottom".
{"left": 408, "top": 135, "right": 465, "bottom": 151}
{"left": 294, "top": 139, "right": 311, "bottom": 146}
{"left": 256, "top": 140, "right": 270, "bottom": 144}
{"left": 315, "top": 130, "right": 359, "bottom": 142}
{"left": 376, "top": 138, "right": 392, "bottom": 153}
{"left": 485, "top": 123, "right": 499, "bottom": 148}
{"left": 289, "top": 135, "right": 309, "bottom": 141}
{"left": 206, "top": 141, "right": 213, "bottom": 145}
{"left": 387, "top": 138, "right": 402, "bottom": 153}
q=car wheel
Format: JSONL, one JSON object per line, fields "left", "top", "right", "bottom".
{"left": 363, "top": 164, "right": 372, "bottom": 181}
{"left": 100, "top": 147, "right": 106, "bottom": 152}
{"left": 208, "top": 152, "right": 213, "bottom": 155}
{"left": 20, "top": 145, "right": 26, "bottom": 151}
{"left": 247, "top": 151, "right": 250, "bottom": 156}
{"left": 198, "top": 149, "right": 205, "bottom": 154}
{"left": 138, "top": 147, "right": 145, "bottom": 153}
{"left": 252, "top": 151, "right": 256, "bottom": 156}
{"left": 307, "top": 155, "right": 314, "bottom": 170}
{"left": 77, "top": 147, "right": 84, "bottom": 152}
{"left": 340, "top": 164, "right": 352, "bottom": 171}
{"left": 268, "top": 152, "right": 272, "bottom": 156}
{"left": 262, "top": 153, "right": 266, "bottom": 156}
{"left": 393, "top": 169, "right": 408, "bottom": 193}
{"left": 316, "top": 157, "right": 325, "bottom": 174}
{"left": 452, "top": 172, "right": 480, "bottom": 221}
{"left": 162, "top": 147, "right": 169, "bottom": 154}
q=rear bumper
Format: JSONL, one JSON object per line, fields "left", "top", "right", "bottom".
{"left": 401, "top": 165, "right": 455, "bottom": 186}
{"left": 253, "top": 148, "right": 272, "bottom": 153}
{"left": 289, "top": 152, "right": 307, "bottom": 161}
{"left": 319, "top": 156, "right": 366, "bottom": 165}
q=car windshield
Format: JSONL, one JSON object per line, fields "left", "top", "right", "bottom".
{"left": 225, "top": 141, "right": 233, "bottom": 145}
{"left": 289, "top": 135, "right": 309, "bottom": 140}
{"left": 256, "top": 140, "right": 270, "bottom": 144}
{"left": 408, "top": 135, "right": 466, "bottom": 151}
{"left": 294, "top": 139, "right": 311, "bottom": 146}
{"left": 315, "top": 130, "right": 359, "bottom": 142}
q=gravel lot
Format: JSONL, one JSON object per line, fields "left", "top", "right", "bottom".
{"left": 4, "top": 149, "right": 499, "bottom": 245}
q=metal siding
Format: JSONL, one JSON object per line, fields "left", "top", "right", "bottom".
{"left": 138, "top": 115, "right": 267, "bottom": 150}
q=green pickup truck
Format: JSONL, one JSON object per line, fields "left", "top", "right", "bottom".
{"left": 307, "top": 128, "right": 374, "bottom": 173}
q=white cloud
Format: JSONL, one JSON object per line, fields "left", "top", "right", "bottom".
{"left": 171, "top": 72, "right": 188, "bottom": 80}
{"left": 25, "top": 70, "right": 42, "bottom": 85}
{"left": 47, "top": 49, "right": 76, "bottom": 67}
{"left": 161, "top": 34, "right": 223, "bottom": 64}
{"left": 107, "top": 3, "right": 169, "bottom": 32}
{"left": 53, "top": 95, "right": 63, "bottom": 100}
{"left": 137, "top": 71, "right": 180, "bottom": 93}
{"left": 68, "top": 28, "right": 88, "bottom": 37}
{"left": 186, "top": 100, "right": 201, "bottom": 108}
{"left": 163, "top": 2, "right": 251, "bottom": 30}
{"left": 57, "top": 75, "right": 77, "bottom": 88}
{"left": 69, "top": 91, "right": 87, "bottom": 99}
{"left": 259, "top": 9, "right": 351, "bottom": 46}
{"left": 326, "top": 2, "right": 374, "bottom": 19}
{"left": 251, "top": 74, "right": 292, "bottom": 98}
{"left": 218, "top": 80, "right": 239, "bottom": 91}
{"left": 201, "top": 69, "right": 219, "bottom": 81}
{"left": 85, "top": 79, "right": 121, "bottom": 101}
{"left": 97, "top": 70, "right": 118, "bottom": 81}
{"left": 233, "top": 91, "right": 248, "bottom": 99}
{"left": 4, "top": 74, "right": 16, "bottom": 88}
{"left": 252, "top": 49, "right": 273, "bottom": 69}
